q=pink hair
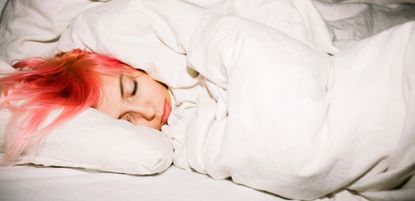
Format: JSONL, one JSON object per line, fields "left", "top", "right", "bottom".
{"left": 0, "top": 49, "right": 135, "bottom": 164}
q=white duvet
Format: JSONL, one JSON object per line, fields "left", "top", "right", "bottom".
{"left": 181, "top": 18, "right": 415, "bottom": 200}
{"left": 3, "top": 0, "right": 415, "bottom": 200}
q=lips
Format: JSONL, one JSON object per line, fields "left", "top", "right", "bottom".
{"left": 161, "top": 99, "right": 172, "bottom": 125}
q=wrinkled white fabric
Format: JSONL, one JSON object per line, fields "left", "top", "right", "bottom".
{"left": 181, "top": 14, "right": 415, "bottom": 199}
{"left": 56, "top": 0, "right": 336, "bottom": 88}
{"left": 0, "top": 0, "right": 103, "bottom": 64}
{"left": 1, "top": 0, "right": 414, "bottom": 200}
{"left": 314, "top": 0, "right": 415, "bottom": 48}
{"left": 56, "top": 0, "right": 415, "bottom": 200}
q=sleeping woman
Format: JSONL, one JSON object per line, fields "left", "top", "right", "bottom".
{"left": 1, "top": 0, "right": 415, "bottom": 200}
{"left": 0, "top": 49, "right": 173, "bottom": 164}
{"left": 2, "top": 23, "right": 415, "bottom": 200}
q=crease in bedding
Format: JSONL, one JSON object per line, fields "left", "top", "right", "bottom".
{"left": 1, "top": 0, "right": 415, "bottom": 200}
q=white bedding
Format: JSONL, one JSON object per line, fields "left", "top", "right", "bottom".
{"left": 183, "top": 19, "right": 415, "bottom": 200}
{"left": 54, "top": 0, "right": 415, "bottom": 199}
{"left": 1, "top": 0, "right": 415, "bottom": 201}
{"left": 0, "top": 163, "right": 283, "bottom": 201}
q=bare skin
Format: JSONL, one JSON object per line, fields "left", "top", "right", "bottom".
{"left": 95, "top": 70, "right": 172, "bottom": 130}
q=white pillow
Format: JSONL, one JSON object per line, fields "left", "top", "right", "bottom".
{"left": 0, "top": 108, "right": 173, "bottom": 175}
{"left": 0, "top": 0, "right": 173, "bottom": 175}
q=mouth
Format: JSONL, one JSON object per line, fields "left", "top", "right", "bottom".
{"left": 161, "top": 99, "right": 172, "bottom": 125}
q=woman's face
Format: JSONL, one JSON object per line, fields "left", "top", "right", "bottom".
{"left": 95, "top": 69, "right": 172, "bottom": 130}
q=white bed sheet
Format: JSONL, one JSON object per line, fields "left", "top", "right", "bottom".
{"left": 0, "top": 164, "right": 286, "bottom": 201}
{"left": 1, "top": 1, "right": 415, "bottom": 201}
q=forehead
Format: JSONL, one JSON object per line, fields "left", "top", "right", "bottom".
{"left": 94, "top": 74, "right": 122, "bottom": 118}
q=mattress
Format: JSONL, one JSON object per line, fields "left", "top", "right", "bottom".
{"left": 0, "top": 164, "right": 284, "bottom": 201}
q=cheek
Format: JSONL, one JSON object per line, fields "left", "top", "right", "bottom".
{"left": 143, "top": 81, "right": 167, "bottom": 99}
{"left": 95, "top": 92, "right": 120, "bottom": 119}
{"left": 154, "top": 82, "right": 168, "bottom": 97}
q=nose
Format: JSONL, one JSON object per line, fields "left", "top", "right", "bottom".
{"left": 127, "top": 101, "right": 157, "bottom": 120}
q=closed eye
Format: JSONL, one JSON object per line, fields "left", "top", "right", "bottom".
{"left": 131, "top": 80, "right": 138, "bottom": 96}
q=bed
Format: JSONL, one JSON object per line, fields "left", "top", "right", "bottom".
{"left": 0, "top": 162, "right": 284, "bottom": 201}
{"left": 1, "top": 0, "right": 415, "bottom": 200}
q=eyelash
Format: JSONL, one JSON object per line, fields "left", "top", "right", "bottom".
{"left": 131, "top": 80, "right": 138, "bottom": 96}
